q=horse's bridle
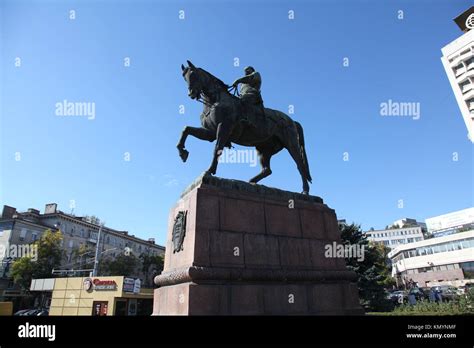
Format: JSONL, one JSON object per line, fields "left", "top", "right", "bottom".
{"left": 191, "top": 68, "right": 238, "bottom": 109}
{"left": 189, "top": 69, "right": 213, "bottom": 107}
{"left": 228, "top": 85, "right": 240, "bottom": 97}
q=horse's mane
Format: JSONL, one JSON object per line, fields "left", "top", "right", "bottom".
{"left": 198, "top": 68, "right": 229, "bottom": 91}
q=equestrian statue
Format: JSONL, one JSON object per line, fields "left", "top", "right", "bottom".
{"left": 177, "top": 60, "right": 313, "bottom": 194}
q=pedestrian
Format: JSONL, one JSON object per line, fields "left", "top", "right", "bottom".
{"left": 429, "top": 288, "right": 436, "bottom": 302}
{"left": 408, "top": 292, "right": 417, "bottom": 305}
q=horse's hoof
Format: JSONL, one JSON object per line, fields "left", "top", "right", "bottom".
{"left": 204, "top": 170, "right": 215, "bottom": 176}
{"left": 302, "top": 191, "right": 309, "bottom": 195}
{"left": 179, "top": 149, "right": 189, "bottom": 162}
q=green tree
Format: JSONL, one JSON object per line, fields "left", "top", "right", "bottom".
{"left": 10, "top": 257, "right": 35, "bottom": 290}
{"left": 339, "top": 223, "right": 394, "bottom": 311}
{"left": 71, "top": 244, "right": 95, "bottom": 270}
{"left": 99, "top": 254, "right": 138, "bottom": 277}
{"left": 10, "top": 229, "right": 64, "bottom": 290}
{"left": 371, "top": 242, "right": 396, "bottom": 289}
{"left": 139, "top": 254, "right": 164, "bottom": 287}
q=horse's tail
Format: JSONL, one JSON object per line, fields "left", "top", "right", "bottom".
{"left": 295, "top": 121, "right": 312, "bottom": 183}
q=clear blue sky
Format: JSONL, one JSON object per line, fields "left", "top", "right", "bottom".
{"left": 1, "top": 0, "right": 473, "bottom": 245}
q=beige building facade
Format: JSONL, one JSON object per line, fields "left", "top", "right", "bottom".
{"left": 32, "top": 276, "right": 153, "bottom": 316}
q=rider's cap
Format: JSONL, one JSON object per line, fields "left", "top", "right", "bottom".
{"left": 244, "top": 66, "right": 255, "bottom": 73}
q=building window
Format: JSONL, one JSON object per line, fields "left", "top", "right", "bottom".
{"left": 462, "top": 240, "right": 471, "bottom": 249}
{"left": 19, "top": 228, "right": 27, "bottom": 241}
{"left": 465, "top": 57, "right": 474, "bottom": 70}
{"left": 69, "top": 240, "right": 74, "bottom": 248}
{"left": 460, "top": 79, "right": 471, "bottom": 93}
{"left": 418, "top": 248, "right": 428, "bottom": 256}
{"left": 467, "top": 98, "right": 474, "bottom": 112}
{"left": 31, "top": 233, "right": 38, "bottom": 242}
{"left": 460, "top": 261, "right": 474, "bottom": 278}
{"left": 453, "top": 63, "right": 463, "bottom": 75}
{"left": 419, "top": 267, "right": 432, "bottom": 273}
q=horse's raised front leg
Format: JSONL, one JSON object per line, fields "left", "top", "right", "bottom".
{"left": 177, "top": 126, "right": 216, "bottom": 162}
{"left": 206, "top": 122, "right": 232, "bottom": 175}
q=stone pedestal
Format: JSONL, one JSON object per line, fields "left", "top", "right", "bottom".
{"left": 153, "top": 174, "right": 363, "bottom": 315}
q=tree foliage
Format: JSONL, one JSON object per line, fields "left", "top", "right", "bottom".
{"left": 71, "top": 244, "right": 95, "bottom": 269}
{"left": 139, "top": 254, "right": 164, "bottom": 287}
{"left": 339, "top": 223, "right": 394, "bottom": 311}
{"left": 10, "top": 229, "right": 64, "bottom": 290}
{"left": 10, "top": 257, "right": 35, "bottom": 290}
{"left": 99, "top": 253, "right": 139, "bottom": 277}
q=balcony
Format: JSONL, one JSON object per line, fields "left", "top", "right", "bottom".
{"left": 457, "top": 69, "right": 474, "bottom": 84}
{"left": 461, "top": 82, "right": 473, "bottom": 94}
{"left": 463, "top": 89, "right": 474, "bottom": 101}
{"left": 450, "top": 50, "right": 474, "bottom": 68}
{"left": 455, "top": 66, "right": 466, "bottom": 77}
{"left": 468, "top": 100, "right": 474, "bottom": 111}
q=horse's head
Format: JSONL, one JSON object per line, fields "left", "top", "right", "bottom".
{"left": 181, "top": 60, "right": 203, "bottom": 100}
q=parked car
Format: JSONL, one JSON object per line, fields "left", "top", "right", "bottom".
{"left": 420, "top": 287, "right": 431, "bottom": 294}
{"left": 13, "top": 309, "right": 30, "bottom": 316}
{"left": 23, "top": 309, "right": 41, "bottom": 316}
{"left": 431, "top": 286, "right": 458, "bottom": 302}
{"left": 36, "top": 309, "right": 49, "bottom": 316}
{"left": 408, "top": 287, "right": 428, "bottom": 301}
{"left": 457, "top": 283, "right": 474, "bottom": 295}
{"left": 390, "top": 290, "right": 407, "bottom": 304}
{"left": 16, "top": 308, "right": 44, "bottom": 316}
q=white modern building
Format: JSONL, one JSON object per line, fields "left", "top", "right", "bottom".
{"left": 425, "top": 207, "right": 474, "bottom": 238}
{"left": 440, "top": 6, "right": 474, "bottom": 142}
{"left": 391, "top": 218, "right": 427, "bottom": 232}
{"left": 388, "top": 230, "right": 474, "bottom": 288}
{"left": 364, "top": 226, "right": 424, "bottom": 248}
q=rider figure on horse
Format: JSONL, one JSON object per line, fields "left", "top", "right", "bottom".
{"left": 231, "top": 66, "right": 265, "bottom": 127}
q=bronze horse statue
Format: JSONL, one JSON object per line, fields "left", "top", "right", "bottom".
{"left": 177, "top": 60, "right": 313, "bottom": 194}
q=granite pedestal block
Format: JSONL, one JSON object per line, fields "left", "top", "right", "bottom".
{"left": 153, "top": 174, "right": 363, "bottom": 315}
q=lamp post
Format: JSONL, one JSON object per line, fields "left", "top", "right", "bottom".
{"left": 1, "top": 257, "right": 12, "bottom": 278}
{"left": 92, "top": 223, "right": 104, "bottom": 277}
